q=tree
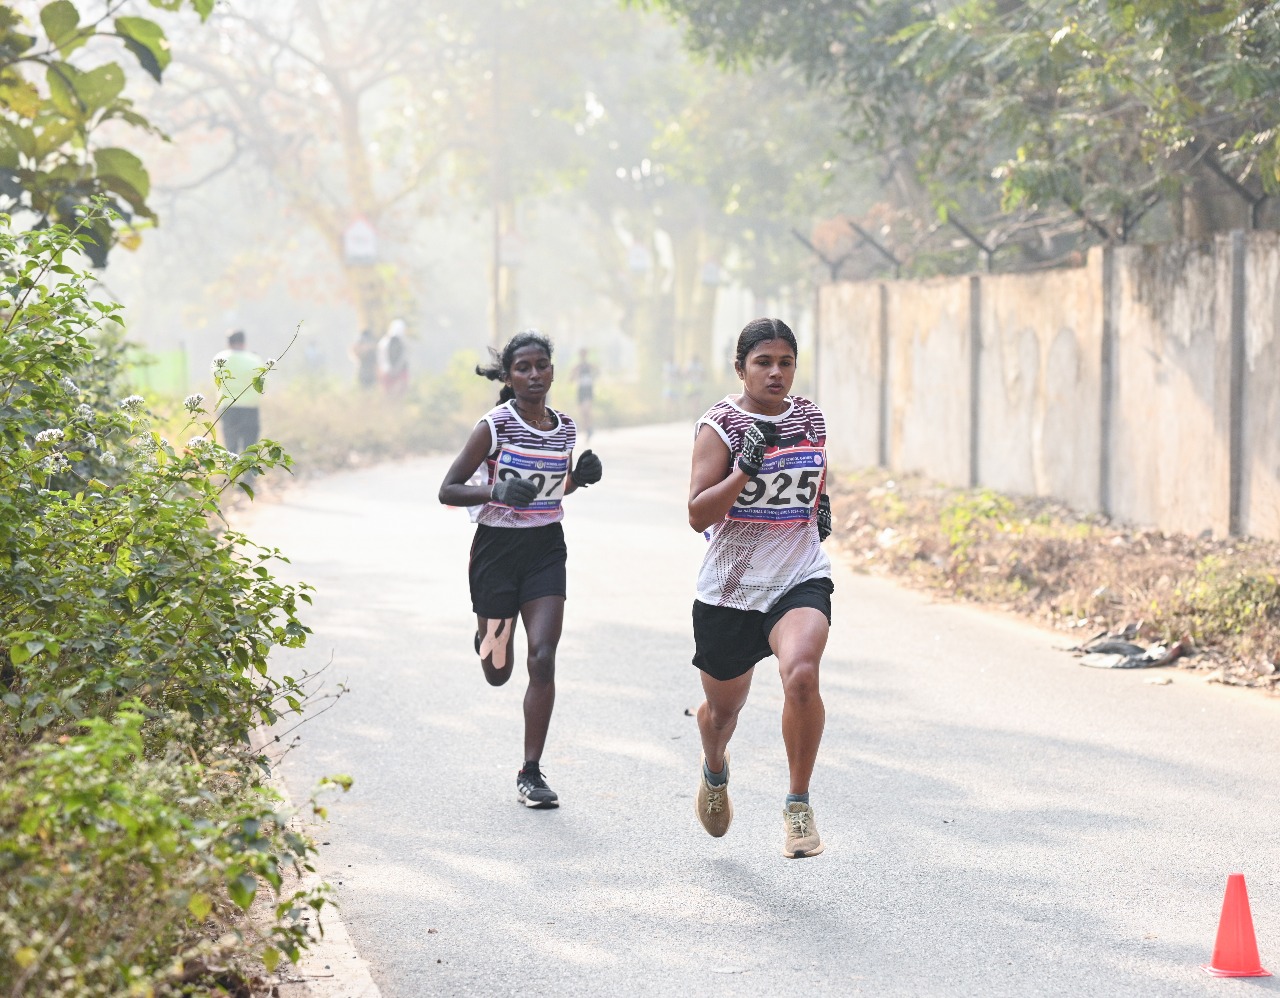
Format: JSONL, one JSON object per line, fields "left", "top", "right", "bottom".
{"left": 639, "top": 0, "right": 1280, "bottom": 250}
{"left": 0, "top": 0, "right": 213, "bottom": 262}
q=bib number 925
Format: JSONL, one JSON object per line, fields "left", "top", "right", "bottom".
{"left": 738, "top": 468, "right": 820, "bottom": 508}
{"left": 728, "top": 446, "right": 825, "bottom": 523}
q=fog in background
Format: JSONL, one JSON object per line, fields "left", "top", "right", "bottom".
{"left": 89, "top": 0, "right": 873, "bottom": 401}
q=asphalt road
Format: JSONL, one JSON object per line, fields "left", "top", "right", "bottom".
{"left": 242, "top": 423, "right": 1280, "bottom": 997}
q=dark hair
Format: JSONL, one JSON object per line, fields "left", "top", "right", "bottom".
{"left": 476, "top": 329, "right": 554, "bottom": 403}
{"left": 228, "top": 329, "right": 246, "bottom": 348}
{"left": 734, "top": 317, "right": 797, "bottom": 370}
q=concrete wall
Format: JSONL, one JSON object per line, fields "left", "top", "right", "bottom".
{"left": 1109, "top": 240, "right": 1232, "bottom": 536}
{"left": 979, "top": 255, "right": 1103, "bottom": 513}
{"left": 884, "top": 277, "right": 972, "bottom": 487}
{"left": 817, "top": 231, "right": 1280, "bottom": 540}
{"left": 817, "top": 282, "right": 882, "bottom": 471}
{"left": 1242, "top": 233, "right": 1280, "bottom": 539}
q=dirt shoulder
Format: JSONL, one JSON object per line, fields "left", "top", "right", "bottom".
{"left": 828, "top": 469, "right": 1280, "bottom": 691}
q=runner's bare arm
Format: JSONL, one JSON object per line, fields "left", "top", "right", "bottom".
{"left": 438, "top": 422, "right": 497, "bottom": 506}
{"left": 688, "top": 424, "right": 751, "bottom": 532}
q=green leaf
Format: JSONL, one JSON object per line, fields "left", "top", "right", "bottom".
{"left": 188, "top": 891, "right": 213, "bottom": 920}
{"left": 40, "top": 1, "right": 82, "bottom": 56}
{"left": 115, "top": 17, "right": 170, "bottom": 83}
{"left": 77, "top": 62, "right": 126, "bottom": 109}
{"left": 228, "top": 872, "right": 258, "bottom": 910}
{"left": 45, "top": 64, "right": 80, "bottom": 118}
{"left": 0, "top": 119, "right": 36, "bottom": 160}
{"left": 94, "top": 146, "right": 151, "bottom": 208}
{"left": 262, "top": 947, "right": 280, "bottom": 973}
{"left": 0, "top": 74, "right": 42, "bottom": 119}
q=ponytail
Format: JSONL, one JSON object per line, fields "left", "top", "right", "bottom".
{"left": 474, "top": 329, "right": 554, "bottom": 404}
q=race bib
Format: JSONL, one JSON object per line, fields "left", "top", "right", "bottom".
{"left": 727, "top": 446, "right": 825, "bottom": 523}
{"left": 492, "top": 445, "right": 571, "bottom": 510}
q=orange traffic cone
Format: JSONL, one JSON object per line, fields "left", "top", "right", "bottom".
{"left": 1203, "top": 873, "right": 1271, "bottom": 977}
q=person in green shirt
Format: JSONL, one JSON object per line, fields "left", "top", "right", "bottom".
{"left": 211, "top": 329, "right": 265, "bottom": 454}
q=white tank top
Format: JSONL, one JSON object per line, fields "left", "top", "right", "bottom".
{"left": 474, "top": 401, "right": 578, "bottom": 529}
{"left": 695, "top": 395, "right": 830, "bottom": 611}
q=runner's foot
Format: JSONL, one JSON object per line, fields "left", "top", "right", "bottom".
{"left": 782, "top": 801, "right": 823, "bottom": 858}
{"left": 695, "top": 753, "right": 733, "bottom": 837}
{"left": 517, "top": 763, "right": 559, "bottom": 809}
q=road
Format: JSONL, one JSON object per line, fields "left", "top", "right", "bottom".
{"left": 242, "top": 423, "right": 1280, "bottom": 997}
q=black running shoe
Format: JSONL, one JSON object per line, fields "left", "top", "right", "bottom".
{"left": 516, "top": 763, "right": 559, "bottom": 809}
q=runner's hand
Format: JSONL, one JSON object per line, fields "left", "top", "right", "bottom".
{"left": 817, "top": 493, "right": 832, "bottom": 542}
{"left": 491, "top": 477, "right": 539, "bottom": 507}
{"left": 570, "top": 449, "right": 602, "bottom": 487}
{"left": 736, "top": 419, "right": 780, "bottom": 478}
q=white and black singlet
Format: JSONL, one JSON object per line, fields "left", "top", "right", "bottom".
{"left": 695, "top": 395, "right": 831, "bottom": 612}
{"left": 474, "top": 401, "right": 578, "bottom": 529}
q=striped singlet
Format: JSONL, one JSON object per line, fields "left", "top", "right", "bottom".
{"left": 696, "top": 395, "right": 831, "bottom": 611}
{"left": 474, "top": 400, "right": 578, "bottom": 529}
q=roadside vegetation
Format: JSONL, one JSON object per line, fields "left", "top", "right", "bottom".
{"left": 830, "top": 470, "right": 1280, "bottom": 688}
{"left": 212, "top": 362, "right": 688, "bottom": 482}
{"left": 0, "top": 213, "right": 340, "bottom": 996}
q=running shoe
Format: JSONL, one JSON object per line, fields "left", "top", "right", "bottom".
{"left": 694, "top": 753, "right": 733, "bottom": 837}
{"left": 516, "top": 764, "right": 559, "bottom": 809}
{"left": 782, "top": 801, "right": 824, "bottom": 858}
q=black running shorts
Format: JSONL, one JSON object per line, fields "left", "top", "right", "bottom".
{"left": 469, "top": 522, "right": 567, "bottom": 619}
{"left": 692, "top": 576, "right": 834, "bottom": 682}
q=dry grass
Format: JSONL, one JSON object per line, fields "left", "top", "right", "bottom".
{"left": 829, "top": 468, "right": 1280, "bottom": 690}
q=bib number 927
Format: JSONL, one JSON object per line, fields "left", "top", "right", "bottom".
{"left": 728, "top": 447, "right": 824, "bottom": 523}
{"left": 493, "top": 445, "right": 570, "bottom": 509}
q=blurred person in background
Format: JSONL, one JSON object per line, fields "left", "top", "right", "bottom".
{"left": 211, "top": 329, "right": 264, "bottom": 454}
{"left": 570, "top": 346, "right": 597, "bottom": 441}
{"left": 377, "top": 318, "right": 409, "bottom": 396}
{"left": 685, "top": 354, "right": 705, "bottom": 418}
{"left": 351, "top": 328, "right": 377, "bottom": 390}
{"left": 662, "top": 357, "right": 680, "bottom": 420}
{"left": 437, "top": 330, "right": 603, "bottom": 810}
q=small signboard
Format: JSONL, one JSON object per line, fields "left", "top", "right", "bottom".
{"left": 343, "top": 217, "right": 377, "bottom": 265}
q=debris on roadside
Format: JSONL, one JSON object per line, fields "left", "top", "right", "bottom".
{"left": 1071, "top": 625, "right": 1191, "bottom": 669}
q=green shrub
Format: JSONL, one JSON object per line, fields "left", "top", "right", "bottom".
{"left": 0, "top": 207, "right": 334, "bottom": 993}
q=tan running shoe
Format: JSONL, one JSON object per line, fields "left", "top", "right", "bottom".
{"left": 782, "top": 801, "right": 824, "bottom": 858}
{"left": 695, "top": 753, "right": 732, "bottom": 837}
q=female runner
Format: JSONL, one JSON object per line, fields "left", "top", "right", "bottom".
{"left": 686, "top": 317, "right": 833, "bottom": 857}
{"left": 438, "top": 331, "right": 602, "bottom": 809}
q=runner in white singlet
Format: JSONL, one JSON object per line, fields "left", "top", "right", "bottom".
{"left": 438, "top": 331, "right": 603, "bottom": 810}
{"left": 687, "top": 317, "right": 835, "bottom": 858}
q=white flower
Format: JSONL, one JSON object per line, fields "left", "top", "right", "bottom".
{"left": 214, "top": 358, "right": 227, "bottom": 369}
{"left": 101, "top": 453, "right": 118, "bottom": 467}
{"left": 184, "top": 393, "right": 205, "bottom": 412}
{"left": 40, "top": 453, "right": 70, "bottom": 474}
{"left": 265, "top": 358, "right": 277, "bottom": 369}
{"left": 119, "top": 394, "right": 145, "bottom": 411}
{"left": 188, "top": 435, "right": 209, "bottom": 450}
{"left": 82, "top": 433, "right": 97, "bottom": 450}
{"left": 76, "top": 404, "right": 94, "bottom": 419}
{"left": 60, "top": 377, "right": 80, "bottom": 396}
{"left": 35, "top": 428, "right": 64, "bottom": 444}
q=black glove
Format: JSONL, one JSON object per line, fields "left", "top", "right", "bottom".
{"left": 817, "top": 492, "right": 832, "bottom": 542}
{"left": 570, "top": 449, "right": 602, "bottom": 487}
{"left": 491, "top": 476, "right": 539, "bottom": 508}
{"left": 736, "top": 419, "right": 780, "bottom": 478}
